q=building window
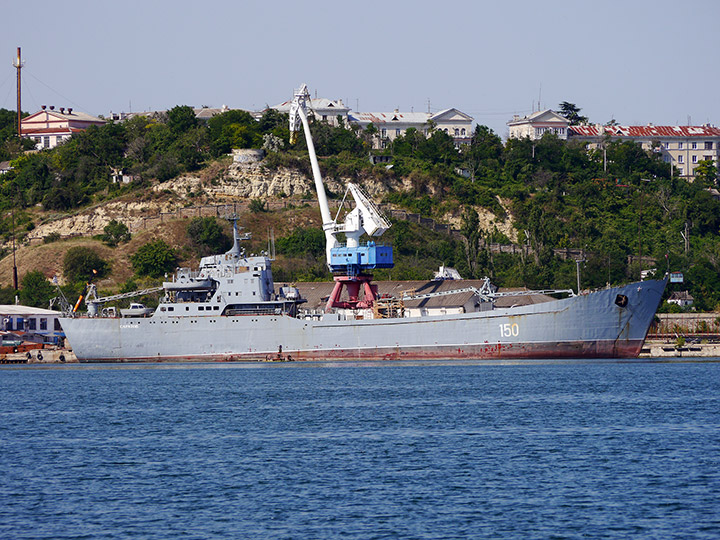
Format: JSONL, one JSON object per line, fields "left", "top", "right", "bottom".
{"left": 692, "top": 142, "right": 697, "bottom": 149}
{"left": 43, "top": 136, "right": 50, "bottom": 148}
{"left": 454, "top": 128, "right": 459, "bottom": 136}
{"left": 322, "top": 115, "right": 327, "bottom": 121}
{"left": 461, "top": 128, "right": 466, "bottom": 136}
{"left": 679, "top": 167, "right": 684, "bottom": 175}
{"left": 16, "top": 318, "right": 24, "bottom": 330}
{"left": 381, "top": 128, "right": 387, "bottom": 137}
{"left": 705, "top": 141, "right": 713, "bottom": 150}
{"left": 663, "top": 142, "right": 670, "bottom": 148}
{"left": 40, "top": 318, "right": 47, "bottom": 330}
{"left": 678, "top": 142, "right": 683, "bottom": 149}
{"left": 27, "top": 318, "right": 37, "bottom": 330}
{"left": 395, "top": 129, "right": 400, "bottom": 136}
{"left": 678, "top": 155, "right": 684, "bottom": 163}
{"left": 692, "top": 155, "right": 698, "bottom": 163}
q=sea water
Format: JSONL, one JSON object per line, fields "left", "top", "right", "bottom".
{"left": 1, "top": 360, "right": 719, "bottom": 539}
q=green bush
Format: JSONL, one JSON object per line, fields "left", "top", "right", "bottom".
{"left": 131, "top": 240, "right": 178, "bottom": 278}
{"left": 101, "top": 220, "right": 131, "bottom": 247}
{"left": 43, "top": 232, "right": 61, "bottom": 244}
{"left": 187, "top": 217, "right": 231, "bottom": 255}
{"left": 63, "top": 246, "right": 110, "bottom": 283}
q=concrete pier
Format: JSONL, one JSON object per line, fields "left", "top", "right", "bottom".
{"left": 0, "top": 348, "right": 77, "bottom": 364}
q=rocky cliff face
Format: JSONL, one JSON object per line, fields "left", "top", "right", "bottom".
{"left": 168, "top": 161, "right": 406, "bottom": 200}
{"left": 16, "top": 161, "right": 515, "bottom": 245}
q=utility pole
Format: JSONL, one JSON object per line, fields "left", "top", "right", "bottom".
{"left": 11, "top": 208, "right": 18, "bottom": 291}
{"left": 13, "top": 47, "right": 23, "bottom": 138}
{"left": 11, "top": 48, "right": 23, "bottom": 292}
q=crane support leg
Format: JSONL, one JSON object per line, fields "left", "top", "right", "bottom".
{"left": 325, "top": 274, "right": 378, "bottom": 312}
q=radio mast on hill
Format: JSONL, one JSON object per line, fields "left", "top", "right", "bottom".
{"left": 13, "top": 47, "right": 23, "bottom": 138}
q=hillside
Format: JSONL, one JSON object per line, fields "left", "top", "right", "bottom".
{"left": 1, "top": 106, "right": 719, "bottom": 309}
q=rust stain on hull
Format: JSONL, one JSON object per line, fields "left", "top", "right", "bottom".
{"left": 79, "top": 340, "right": 645, "bottom": 363}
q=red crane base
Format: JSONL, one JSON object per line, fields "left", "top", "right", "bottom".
{"left": 325, "top": 274, "right": 378, "bottom": 312}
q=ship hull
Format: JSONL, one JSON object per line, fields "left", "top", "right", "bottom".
{"left": 60, "top": 280, "right": 666, "bottom": 363}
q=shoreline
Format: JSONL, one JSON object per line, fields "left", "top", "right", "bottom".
{"left": 640, "top": 338, "right": 720, "bottom": 358}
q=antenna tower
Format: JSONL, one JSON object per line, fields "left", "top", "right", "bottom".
{"left": 13, "top": 47, "right": 23, "bottom": 138}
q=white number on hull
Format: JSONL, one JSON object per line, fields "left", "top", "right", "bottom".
{"left": 499, "top": 323, "right": 519, "bottom": 338}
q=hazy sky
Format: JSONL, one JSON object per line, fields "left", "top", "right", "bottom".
{"left": 2, "top": 0, "right": 717, "bottom": 138}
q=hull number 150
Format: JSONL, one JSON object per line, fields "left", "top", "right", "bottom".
{"left": 499, "top": 323, "right": 519, "bottom": 338}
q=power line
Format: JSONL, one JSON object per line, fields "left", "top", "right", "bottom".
{"left": 25, "top": 69, "right": 87, "bottom": 111}
{"left": 1, "top": 83, "right": 12, "bottom": 110}
{"left": 23, "top": 78, "right": 41, "bottom": 112}
{"left": 465, "top": 109, "right": 533, "bottom": 117}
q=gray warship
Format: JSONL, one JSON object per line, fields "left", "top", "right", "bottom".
{"left": 59, "top": 85, "right": 667, "bottom": 362}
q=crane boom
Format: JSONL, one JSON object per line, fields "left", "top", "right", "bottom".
{"left": 89, "top": 286, "right": 164, "bottom": 304}
{"left": 288, "top": 84, "right": 337, "bottom": 264}
{"left": 288, "top": 84, "right": 393, "bottom": 275}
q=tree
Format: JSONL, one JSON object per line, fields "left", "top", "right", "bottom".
{"left": 0, "top": 285, "right": 15, "bottom": 304}
{"left": 131, "top": 240, "right": 178, "bottom": 278}
{"left": 101, "top": 220, "right": 131, "bottom": 247}
{"left": 208, "top": 109, "right": 261, "bottom": 155}
{"left": 558, "top": 101, "right": 588, "bottom": 125}
{"left": 276, "top": 227, "right": 326, "bottom": 258}
{"left": 167, "top": 105, "right": 198, "bottom": 134}
{"left": 63, "top": 247, "right": 111, "bottom": 283}
{"left": 460, "top": 206, "right": 481, "bottom": 276}
{"left": 462, "top": 125, "right": 503, "bottom": 181}
{"left": 693, "top": 159, "right": 718, "bottom": 188}
{"left": 19, "top": 270, "right": 55, "bottom": 308}
{"left": 187, "top": 217, "right": 231, "bottom": 255}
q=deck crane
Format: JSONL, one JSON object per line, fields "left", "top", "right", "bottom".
{"left": 289, "top": 84, "right": 394, "bottom": 311}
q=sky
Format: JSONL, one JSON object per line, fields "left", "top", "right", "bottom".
{"left": 1, "top": 0, "right": 718, "bottom": 138}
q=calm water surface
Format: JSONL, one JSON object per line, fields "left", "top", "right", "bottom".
{"left": 1, "top": 360, "right": 719, "bottom": 539}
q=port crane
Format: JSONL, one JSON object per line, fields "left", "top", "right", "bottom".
{"left": 289, "top": 84, "right": 394, "bottom": 311}
{"left": 84, "top": 285, "right": 163, "bottom": 317}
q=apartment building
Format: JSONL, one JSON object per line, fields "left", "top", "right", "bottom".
{"left": 507, "top": 110, "right": 570, "bottom": 140}
{"left": 568, "top": 124, "right": 720, "bottom": 180}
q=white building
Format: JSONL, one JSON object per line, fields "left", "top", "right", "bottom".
{"left": 666, "top": 291, "right": 694, "bottom": 308}
{"left": 21, "top": 106, "right": 106, "bottom": 150}
{"left": 272, "top": 97, "right": 351, "bottom": 127}
{"left": 0, "top": 305, "right": 65, "bottom": 344}
{"left": 507, "top": 109, "right": 570, "bottom": 140}
{"left": 350, "top": 108, "right": 473, "bottom": 149}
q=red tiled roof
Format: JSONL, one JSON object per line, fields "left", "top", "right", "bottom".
{"left": 21, "top": 127, "right": 83, "bottom": 135}
{"left": 569, "top": 125, "right": 720, "bottom": 138}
